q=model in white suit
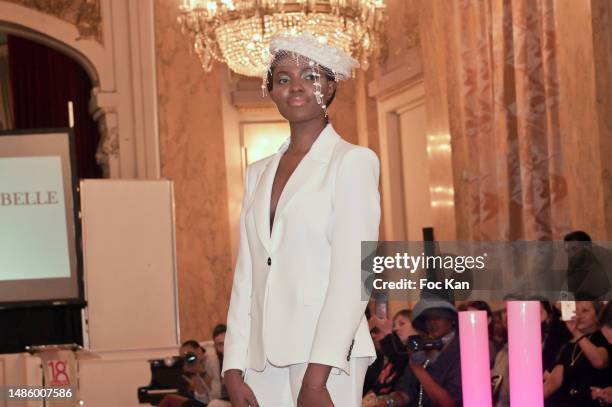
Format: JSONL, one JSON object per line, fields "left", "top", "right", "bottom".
{"left": 222, "top": 33, "right": 380, "bottom": 407}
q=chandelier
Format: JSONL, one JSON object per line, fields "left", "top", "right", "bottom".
{"left": 177, "top": 0, "right": 385, "bottom": 77}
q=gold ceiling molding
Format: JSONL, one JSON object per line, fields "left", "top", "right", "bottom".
{"left": 4, "top": 0, "right": 103, "bottom": 43}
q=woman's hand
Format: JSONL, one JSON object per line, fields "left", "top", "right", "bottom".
{"left": 223, "top": 369, "right": 259, "bottom": 407}
{"left": 591, "top": 386, "right": 612, "bottom": 404}
{"left": 297, "top": 384, "right": 334, "bottom": 407}
{"left": 565, "top": 317, "right": 582, "bottom": 339}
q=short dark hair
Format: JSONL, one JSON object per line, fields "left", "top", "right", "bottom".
{"left": 266, "top": 54, "right": 337, "bottom": 107}
{"left": 212, "top": 324, "right": 227, "bottom": 339}
{"left": 467, "top": 300, "right": 493, "bottom": 319}
{"left": 181, "top": 339, "right": 203, "bottom": 350}
{"left": 564, "top": 230, "right": 592, "bottom": 242}
{"left": 597, "top": 301, "right": 612, "bottom": 329}
{"left": 590, "top": 301, "right": 604, "bottom": 317}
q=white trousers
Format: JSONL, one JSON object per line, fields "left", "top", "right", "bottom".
{"left": 244, "top": 358, "right": 368, "bottom": 407}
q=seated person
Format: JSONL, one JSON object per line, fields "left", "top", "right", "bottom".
{"left": 540, "top": 301, "right": 571, "bottom": 374}
{"left": 364, "top": 309, "right": 416, "bottom": 400}
{"left": 372, "top": 300, "right": 462, "bottom": 407}
{"left": 490, "top": 302, "right": 509, "bottom": 407}
{"left": 591, "top": 301, "right": 612, "bottom": 405}
{"left": 159, "top": 326, "right": 230, "bottom": 407}
{"left": 364, "top": 306, "right": 391, "bottom": 395}
{"left": 210, "top": 323, "right": 227, "bottom": 398}
{"left": 544, "top": 301, "right": 610, "bottom": 407}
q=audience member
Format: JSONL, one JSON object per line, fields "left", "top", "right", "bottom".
{"left": 540, "top": 301, "right": 571, "bottom": 373}
{"left": 159, "top": 325, "right": 230, "bottom": 407}
{"left": 491, "top": 302, "right": 509, "bottom": 407}
{"left": 364, "top": 308, "right": 390, "bottom": 396}
{"left": 564, "top": 231, "right": 612, "bottom": 300}
{"left": 591, "top": 301, "right": 612, "bottom": 405}
{"left": 212, "top": 324, "right": 226, "bottom": 385}
{"left": 363, "top": 309, "right": 416, "bottom": 400}
{"left": 491, "top": 310, "right": 507, "bottom": 354}
{"left": 543, "top": 301, "right": 610, "bottom": 407}
{"left": 372, "top": 300, "right": 462, "bottom": 407}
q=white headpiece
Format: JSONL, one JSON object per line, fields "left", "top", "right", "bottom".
{"left": 266, "top": 32, "right": 360, "bottom": 80}
{"left": 263, "top": 32, "right": 360, "bottom": 114}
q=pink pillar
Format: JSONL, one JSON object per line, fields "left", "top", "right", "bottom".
{"left": 459, "top": 310, "right": 493, "bottom": 407}
{"left": 507, "top": 301, "right": 544, "bottom": 407}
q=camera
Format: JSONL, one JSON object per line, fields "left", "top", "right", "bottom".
{"left": 405, "top": 335, "right": 443, "bottom": 352}
{"left": 389, "top": 333, "right": 444, "bottom": 354}
{"left": 183, "top": 352, "right": 198, "bottom": 365}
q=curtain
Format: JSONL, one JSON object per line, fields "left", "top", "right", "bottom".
{"left": 0, "top": 43, "right": 14, "bottom": 130}
{"left": 7, "top": 34, "right": 102, "bottom": 179}
{"left": 422, "top": 0, "right": 570, "bottom": 240}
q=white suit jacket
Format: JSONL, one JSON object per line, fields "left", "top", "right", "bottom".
{"left": 222, "top": 124, "right": 379, "bottom": 376}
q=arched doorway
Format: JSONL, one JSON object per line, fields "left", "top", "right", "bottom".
{"left": 0, "top": 31, "right": 104, "bottom": 352}
{"left": 1, "top": 32, "right": 102, "bottom": 178}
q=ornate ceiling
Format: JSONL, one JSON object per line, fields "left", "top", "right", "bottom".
{"left": 4, "top": 0, "right": 102, "bottom": 43}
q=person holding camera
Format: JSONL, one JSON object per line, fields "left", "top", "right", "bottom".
{"left": 372, "top": 300, "right": 462, "bottom": 407}
{"left": 363, "top": 309, "right": 416, "bottom": 403}
{"left": 159, "top": 339, "right": 230, "bottom": 407}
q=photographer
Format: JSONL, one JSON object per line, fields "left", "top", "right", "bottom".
{"left": 363, "top": 309, "right": 417, "bottom": 401}
{"left": 159, "top": 338, "right": 229, "bottom": 407}
{"left": 374, "top": 300, "right": 462, "bottom": 407}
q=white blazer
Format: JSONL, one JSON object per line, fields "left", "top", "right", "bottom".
{"left": 222, "top": 124, "right": 379, "bottom": 376}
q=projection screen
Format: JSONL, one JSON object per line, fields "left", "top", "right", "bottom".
{"left": 0, "top": 129, "right": 82, "bottom": 306}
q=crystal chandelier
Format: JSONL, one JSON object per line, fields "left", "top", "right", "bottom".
{"left": 178, "top": 0, "right": 385, "bottom": 77}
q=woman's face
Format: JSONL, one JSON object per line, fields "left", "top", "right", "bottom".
{"left": 575, "top": 301, "right": 598, "bottom": 332}
{"left": 268, "top": 54, "right": 335, "bottom": 124}
{"left": 393, "top": 314, "right": 416, "bottom": 343}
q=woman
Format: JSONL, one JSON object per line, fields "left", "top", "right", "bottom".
{"left": 591, "top": 301, "right": 612, "bottom": 405}
{"left": 222, "top": 33, "right": 380, "bottom": 407}
{"left": 543, "top": 301, "right": 610, "bottom": 407}
{"left": 540, "top": 301, "right": 571, "bottom": 374}
{"left": 363, "top": 310, "right": 417, "bottom": 403}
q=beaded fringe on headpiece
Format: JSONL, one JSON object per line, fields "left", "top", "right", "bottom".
{"left": 262, "top": 32, "right": 360, "bottom": 115}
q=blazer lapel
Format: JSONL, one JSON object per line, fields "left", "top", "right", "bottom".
{"left": 270, "top": 124, "right": 340, "bottom": 247}
{"left": 272, "top": 157, "right": 322, "bottom": 228}
{"left": 251, "top": 145, "right": 285, "bottom": 254}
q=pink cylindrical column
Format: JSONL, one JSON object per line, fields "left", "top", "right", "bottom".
{"left": 507, "top": 301, "right": 544, "bottom": 407}
{"left": 459, "top": 310, "right": 493, "bottom": 407}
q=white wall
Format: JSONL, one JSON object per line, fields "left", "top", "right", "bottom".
{"left": 0, "top": 180, "right": 180, "bottom": 407}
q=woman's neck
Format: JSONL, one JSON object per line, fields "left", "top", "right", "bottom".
{"left": 287, "top": 118, "right": 327, "bottom": 154}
